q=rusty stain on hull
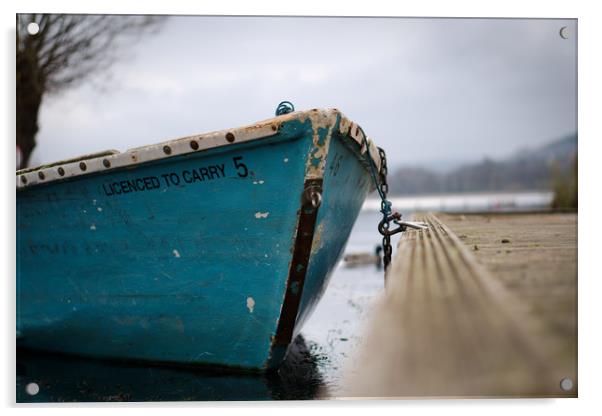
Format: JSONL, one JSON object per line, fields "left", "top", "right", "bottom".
{"left": 269, "top": 178, "right": 323, "bottom": 362}
{"left": 303, "top": 110, "right": 338, "bottom": 180}
{"left": 310, "top": 223, "right": 325, "bottom": 256}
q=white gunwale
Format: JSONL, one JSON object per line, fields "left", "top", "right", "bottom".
{"left": 16, "top": 108, "right": 381, "bottom": 190}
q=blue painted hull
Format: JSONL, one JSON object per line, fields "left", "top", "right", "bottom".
{"left": 17, "top": 109, "right": 375, "bottom": 370}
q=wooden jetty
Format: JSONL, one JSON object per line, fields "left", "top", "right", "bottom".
{"left": 343, "top": 212, "right": 577, "bottom": 398}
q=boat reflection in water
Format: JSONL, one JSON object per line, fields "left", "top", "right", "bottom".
{"left": 17, "top": 335, "right": 325, "bottom": 402}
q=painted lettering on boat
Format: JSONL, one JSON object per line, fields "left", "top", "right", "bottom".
{"left": 102, "top": 157, "right": 248, "bottom": 197}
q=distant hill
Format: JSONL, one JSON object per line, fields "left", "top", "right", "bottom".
{"left": 388, "top": 134, "right": 577, "bottom": 195}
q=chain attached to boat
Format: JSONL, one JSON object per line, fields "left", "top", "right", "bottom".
{"left": 374, "top": 146, "right": 403, "bottom": 271}
{"left": 359, "top": 128, "right": 426, "bottom": 272}
{"left": 273, "top": 102, "right": 423, "bottom": 272}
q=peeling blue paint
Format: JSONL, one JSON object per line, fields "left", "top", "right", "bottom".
{"left": 16, "top": 109, "right": 374, "bottom": 371}
{"left": 294, "top": 136, "right": 373, "bottom": 333}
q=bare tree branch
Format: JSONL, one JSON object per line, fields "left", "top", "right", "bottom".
{"left": 16, "top": 13, "right": 166, "bottom": 168}
{"left": 20, "top": 14, "right": 164, "bottom": 94}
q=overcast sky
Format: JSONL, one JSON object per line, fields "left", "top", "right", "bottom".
{"left": 32, "top": 16, "right": 577, "bottom": 171}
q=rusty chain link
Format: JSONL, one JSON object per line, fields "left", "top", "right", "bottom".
{"left": 359, "top": 129, "right": 407, "bottom": 273}
{"left": 375, "top": 147, "right": 405, "bottom": 270}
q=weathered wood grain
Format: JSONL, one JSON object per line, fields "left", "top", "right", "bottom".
{"left": 343, "top": 213, "right": 577, "bottom": 398}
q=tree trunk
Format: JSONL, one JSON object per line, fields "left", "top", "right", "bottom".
{"left": 16, "top": 38, "right": 44, "bottom": 170}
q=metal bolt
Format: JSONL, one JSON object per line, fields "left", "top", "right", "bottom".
{"left": 226, "top": 132, "right": 235, "bottom": 143}
{"left": 560, "top": 378, "right": 573, "bottom": 391}
{"left": 25, "top": 382, "right": 39, "bottom": 396}
{"left": 190, "top": 140, "right": 199, "bottom": 150}
{"left": 79, "top": 162, "right": 87, "bottom": 171}
{"left": 27, "top": 23, "right": 39, "bottom": 36}
{"left": 560, "top": 26, "right": 569, "bottom": 39}
{"left": 303, "top": 187, "right": 322, "bottom": 208}
{"left": 57, "top": 167, "right": 65, "bottom": 176}
{"left": 163, "top": 145, "right": 172, "bottom": 155}
{"left": 38, "top": 171, "right": 45, "bottom": 180}
{"left": 20, "top": 175, "right": 27, "bottom": 184}
{"left": 103, "top": 159, "right": 111, "bottom": 168}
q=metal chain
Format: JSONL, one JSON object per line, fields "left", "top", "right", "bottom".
{"left": 374, "top": 147, "right": 428, "bottom": 271}
{"left": 375, "top": 147, "right": 405, "bottom": 270}
{"left": 377, "top": 147, "right": 393, "bottom": 269}
{"left": 359, "top": 129, "right": 405, "bottom": 273}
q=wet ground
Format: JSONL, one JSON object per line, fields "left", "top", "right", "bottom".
{"left": 16, "top": 211, "right": 392, "bottom": 402}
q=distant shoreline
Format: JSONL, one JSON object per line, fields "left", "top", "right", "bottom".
{"left": 362, "top": 190, "right": 554, "bottom": 213}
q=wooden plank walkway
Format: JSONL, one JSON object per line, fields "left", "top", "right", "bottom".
{"left": 343, "top": 212, "right": 577, "bottom": 398}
